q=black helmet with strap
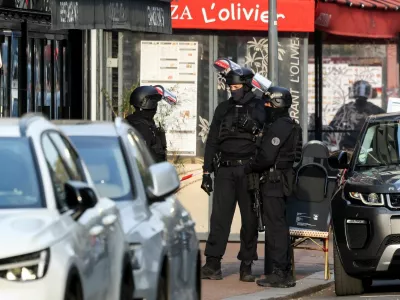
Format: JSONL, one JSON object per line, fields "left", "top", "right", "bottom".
{"left": 225, "top": 67, "right": 254, "bottom": 88}
{"left": 130, "top": 86, "right": 162, "bottom": 110}
{"left": 265, "top": 86, "right": 292, "bottom": 108}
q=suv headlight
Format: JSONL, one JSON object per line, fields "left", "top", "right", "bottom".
{"left": 348, "top": 192, "right": 384, "bottom": 206}
{"left": 0, "top": 249, "right": 49, "bottom": 281}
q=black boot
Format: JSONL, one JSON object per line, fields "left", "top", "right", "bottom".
{"left": 201, "top": 256, "right": 222, "bottom": 280}
{"left": 256, "top": 268, "right": 296, "bottom": 288}
{"left": 240, "top": 261, "right": 256, "bottom": 282}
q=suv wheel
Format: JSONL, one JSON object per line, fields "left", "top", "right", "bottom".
{"left": 64, "top": 277, "right": 83, "bottom": 300}
{"left": 157, "top": 276, "right": 168, "bottom": 300}
{"left": 120, "top": 264, "right": 134, "bottom": 300}
{"left": 334, "top": 239, "right": 364, "bottom": 296}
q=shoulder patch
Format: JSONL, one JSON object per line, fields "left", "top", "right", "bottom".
{"left": 271, "top": 137, "right": 280, "bottom": 146}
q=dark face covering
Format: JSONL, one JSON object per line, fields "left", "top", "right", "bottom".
{"left": 231, "top": 87, "right": 245, "bottom": 102}
{"left": 265, "top": 106, "right": 289, "bottom": 123}
{"left": 139, "top": 109, "right": 157, "bottom": 121}
{"left": 355, "top": 96, "right": 368, "bottom": 109}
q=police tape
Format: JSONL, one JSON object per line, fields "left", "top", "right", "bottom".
{"left": 180, "top": 170, "right": 203, "bottom": 182}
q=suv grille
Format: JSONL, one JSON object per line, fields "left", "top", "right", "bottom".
{"left": 389, "top": 194, "right": 400, "bottom": 208}
{"left": 386, "top": 235, "right": 400, "bottom": 246}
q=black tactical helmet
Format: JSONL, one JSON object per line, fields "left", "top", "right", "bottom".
{"left": 352, "top": 80, "right": 372, "bottom": 99}
{"left": 265, "top": 86, "right": 292, "bottom": 108}
{"left": 130, "top": 86, "right": 162, "bottom": 110}
{"left": 225, "top": 67, "right": 254, "bottom": 87}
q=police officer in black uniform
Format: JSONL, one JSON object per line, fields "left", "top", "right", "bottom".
{"left": 201, "top": 66, "right": 266, "bottom": 282}
{"left": 126, "top": 86, "right": 167, "bottom": 162}
{"left": 244, "top": 86, "right": 302, "bottom": 288}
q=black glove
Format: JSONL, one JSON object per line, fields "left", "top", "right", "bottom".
{"left": 238, "top": 115, "right": 259, "bottom": 134}
{"left": 201, "top": 174, "right": 213, "bottom": 195}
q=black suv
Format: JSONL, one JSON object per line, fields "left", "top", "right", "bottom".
{"left": 329, "top": 113, "right": 400, "bottom": 296}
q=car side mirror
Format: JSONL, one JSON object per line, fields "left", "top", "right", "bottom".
{"left": 65, "top": 181, "right": 98, "bottom": 218}
{"left": 146, "top": 162, "right": 180, "bottom": 202}
{"left": 328, "top": 151, "right": 349, "bottom": 169}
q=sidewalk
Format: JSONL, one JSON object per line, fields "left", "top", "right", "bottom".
{"left": 201, "top": 240, "right": 334, "bottom": 300}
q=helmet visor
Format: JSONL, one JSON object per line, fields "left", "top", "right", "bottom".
{"left": 213, "top": 58, "right": 243, "bottom": 76}
{"left": 154, "top": 85, "right": 177, "bottom": 105}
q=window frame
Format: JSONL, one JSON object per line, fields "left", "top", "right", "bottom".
{"left": 41, "top": 130, "right": 77, "bottom": 212}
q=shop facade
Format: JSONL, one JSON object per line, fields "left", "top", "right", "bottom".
{"left": 310, "top": 0, "right": 400, "bottom": 151}
{"left": 0, "top": 0, "right": 74, "bottom": 119}
{"left": 112, "top": 0, "right": 315, "bottom": 240}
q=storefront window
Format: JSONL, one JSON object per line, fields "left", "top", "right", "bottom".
{"left": 308, "top": 42, "right": 399, "bottom": 152}
{"left": 27, "top": 39, "right": 32, "bottom": 112}
{"left": 34, "top": 40, "right": 43, "bottom": 112}
{"left": 122, "top": 32, "right": 211, "bottom": 159}
{"left": 217, "top": 33, "right": 308, "bottom": 126}
{"left": 0, "top": 37, "right": 9, "bottom": 117}
{"left": 44, "top": 40, "right": 52, "bottom": 118}
{"left": 55, "top": 41, "right": 61, "bottom": 119}
{"left": 11, "top": 36, "right": 19, "bottom": 117}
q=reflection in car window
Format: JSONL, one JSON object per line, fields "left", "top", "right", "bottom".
{"left": 127, "top": 133, "right": 153, "bottom": 188}
{"left": 0, "top": 138, "right": 43, "bottom": 208}
{"left": 42, "top": 134, "right": 71, "bottom": 211}
{"left": 357, "top": 122, "right": 400, "bottom": 168}
{"left": 48, "top": 132, "right": 84, "bottom": 181}
{"left": 69, "top": 136, "right": 133, "bottom": 201}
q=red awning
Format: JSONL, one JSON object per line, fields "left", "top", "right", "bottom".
{"left": 315, "top": 0, "right": 400, "bottom": 38}
{"left": 171, "top": 0, "right": 315, "bottom": 32}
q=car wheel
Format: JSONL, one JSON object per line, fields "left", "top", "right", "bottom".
{"left": 120, "top": 264, "right": 134, "bottom": 300}
{"left": 64, "top": 277, "right": 83, "bottom": 300}
{"left": 157, "top": 276, "right": 168, "bottom": 300}
{"left": 334, "top": 239, "right": 364, "bottom": 296}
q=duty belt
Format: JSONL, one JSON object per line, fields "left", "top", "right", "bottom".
{"left": 220, "top": 159, "right": 251, "bottom": 167}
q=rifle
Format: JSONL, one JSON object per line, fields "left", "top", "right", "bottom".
{"left": 247, "top": 172, "right": 265, "bottom": 232}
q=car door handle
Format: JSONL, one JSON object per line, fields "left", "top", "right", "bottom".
{"left": 89, "top": 225, "right": 104, "bottom": 236}
{"left": 102, "top": 214, "right": 117, "bottom": 226}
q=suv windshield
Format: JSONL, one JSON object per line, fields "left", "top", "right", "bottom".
{"left": 69, "top": 136, "right": 134, "bottom": 201}
{"left": 357, "top": 121, "right": 400, "bottom": 169}
{"left": 0, "top": 138, "right": 43, "bottom": 208}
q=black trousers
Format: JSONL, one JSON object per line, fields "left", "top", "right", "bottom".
{"left": 205, "top": 165, "right": 258, "bottom": 261}
{"left": 262, "top": 186, "right": 292, "bottom": 271}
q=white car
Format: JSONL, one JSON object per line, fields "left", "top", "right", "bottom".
{"left": 0, "top": 114, "right": 133, "bottom": 300}
{"left": 57, "top": 118, "right": 201, "bottom": 300}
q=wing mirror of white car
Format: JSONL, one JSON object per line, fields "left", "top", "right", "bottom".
{"left": 65, "top": 181, "right": 98, "bottom": 219}
{"left": 146, "top": 162, "right": 180, "bottom": 202}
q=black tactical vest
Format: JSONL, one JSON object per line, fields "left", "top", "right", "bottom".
{"left": 275, "top": 117, "right": 303, "bottom": 169}
{"left": 129, "top": 118, "right": 167, "bottom": 162}
{"left": 218, "top": 99, "right": 258, "bottom": 143}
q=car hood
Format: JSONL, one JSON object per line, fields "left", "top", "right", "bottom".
{"left": 347, "top": 165, "right": 400, "bottom": 193}
{"left": 0, "top": 209, "right": 71, "bottom": 259}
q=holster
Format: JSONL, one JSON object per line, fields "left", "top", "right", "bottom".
{"left": 261, "top": 167, "right": 282, "bottom": 184}
{"left": 212, "top": 152, "right": 221, "bottom": 176}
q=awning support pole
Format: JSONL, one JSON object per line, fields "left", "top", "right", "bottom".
{"left": 264, "top": 0, "right": 278, "bottom": 276}
{"left": 268, "top": 0, "right": 278, "bottom": 86}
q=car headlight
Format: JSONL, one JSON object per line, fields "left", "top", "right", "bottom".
{"left": 349, "top": 192, "right": 384, "bottom": 206}
{"left": 0, "top": 249, "right": 49, "bottom": 282}
{"left": 129, "top": 243, "right": 142, "bottom": 270}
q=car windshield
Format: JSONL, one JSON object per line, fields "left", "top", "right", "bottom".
{"left": 69, "top": 136, "right": 134, "bottom": 201}
{"left": 0, "top": 138, "right": 43, "bottom": 208}
{"left": 356, "top": 121, "right": 400, "bottom": 169}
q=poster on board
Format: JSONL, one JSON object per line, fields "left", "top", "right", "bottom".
{"left": 140, "top": 40, "right": 198, "bottom": 156}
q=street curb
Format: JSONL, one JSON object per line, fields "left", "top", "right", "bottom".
{"left": 223, "top": 271, "right": 334, "bottom": 300}
{"left": 265, "top": 281, "right": 334, "bottom": 300}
